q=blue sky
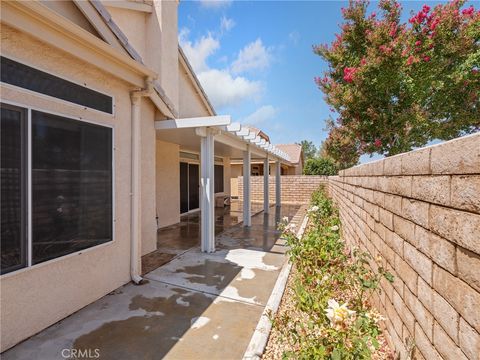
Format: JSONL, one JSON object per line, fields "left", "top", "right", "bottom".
{"left": 178, "top": 0, "right": 449, "bottom": 162}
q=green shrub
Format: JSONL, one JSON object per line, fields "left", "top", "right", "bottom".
{"left": 276, "top": 187, "right": 393, "bottom": 359}
{"left": 303, "top": 158, "right": 338, "bottom": 176}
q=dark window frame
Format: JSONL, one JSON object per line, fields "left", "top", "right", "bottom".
{"left": 0, "top": 104, "right": 28, "bottom": 274}
{"left": 0, "top": 102, "right": 114, "bottom": 275}
{"left": 1, "top": 57, "right": 114, "bottom": 115}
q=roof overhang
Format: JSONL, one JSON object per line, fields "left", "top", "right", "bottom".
{"left": 1, "top": 1, "right": 156, "bottom": 88}
{"left": 155, "top": 116, "right": 291, "bottom": 164}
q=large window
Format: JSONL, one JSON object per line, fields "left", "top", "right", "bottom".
{"left": 1, "top": 105, "right": 27, "bottom": 274}
{"left": 0, "top": 104, "right": 113, "bottom": 274}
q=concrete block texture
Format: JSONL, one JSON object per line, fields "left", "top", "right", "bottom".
{"left": 325, "top": 133, "right": 480, "bottom": 359}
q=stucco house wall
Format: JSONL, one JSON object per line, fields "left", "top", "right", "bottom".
{"left": 223, "top": 157, "right": 231, "bottom": 196}
{"left": 156, "top": 140, "right": 181, "bottom": 228}
{"left": 0, "top": 0, "right": 248, "bottom": 352}
{"left": 178, "top": 66, "right": 210, "bottom": 118}
{"left": 0, "top": 24, "right": 137, "bottom": 352}
{"left": 41, "top": 0, "right": 101, "bottom": 37}
{"left": 141, "top": 101, "right": 158, "bottom": 256}
{"left": 106, "top": 1, "right": 179, "bottom": 113}
{"left": 104, "top": 6, "right": 147, "bottom": 59}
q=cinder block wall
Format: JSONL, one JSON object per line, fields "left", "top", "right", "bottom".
{"left": 328, "top": 133, "right": 480, "bottom": 360}
{"left": 237, "top": 175, "right": 328, "bottom": 204}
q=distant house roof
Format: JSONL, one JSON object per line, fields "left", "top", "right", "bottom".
{"left": 244, "top": 126, "right": 270, "bottom": 142}
{"left": 275, "top": 144, "right": 303, "bottom": 165}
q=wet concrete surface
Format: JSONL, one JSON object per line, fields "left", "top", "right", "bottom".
{"left": 154, "top": 202, "right": 264, "bottom": 256}
{"left": 3, "top": 204, "right": 305, "bottom": 360}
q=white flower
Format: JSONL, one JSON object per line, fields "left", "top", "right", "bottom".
{"left": 325, "top": 299, "right": 356, "bottom": 328}
{"left": 308, "top": 205, "right": 319, "bottom": 212}
{"left": 366, "top": 310, "right": 386, "bottom": 324}
{"left": 286, "top": 223, "right": 297, "bottom": 231}
{"left": 330, "top": 225, "right": 339, "bottom": 231}
{"left": 282, "top": 216, "right": 289, "bottom": 222}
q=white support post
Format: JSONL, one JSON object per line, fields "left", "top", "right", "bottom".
{"left": 263, "top": 156, "right": 269, "bottom": 214}
{"left": 243, "top": 145, "right": 251, "bottom": 226}
{"left": 200, "top": 128, "right": 215, "bottom": 253}
{"left": 275, "top": 160, "right": 281, "bottom": 207}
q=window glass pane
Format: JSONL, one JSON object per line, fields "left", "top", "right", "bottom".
{"left": 1, "top": 104, "right": 27, "bottom": 274}
{"left": 214, "top": 165, "right": 224, "bottom": 193}
{"left": 31, "top": 111, "right": 112, "bottom": 264}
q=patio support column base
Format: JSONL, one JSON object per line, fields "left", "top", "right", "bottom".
{"left": 243, "top": 145, "right": 251, "bottom": 226}
{"left": 275, "top": 160, "right": 281, "bottom": 207}
{"left": 263, "top": 156, "right": 269, "bottom": 213}
{"left": 199, "top": 127, "right": 215, "bottom": 253}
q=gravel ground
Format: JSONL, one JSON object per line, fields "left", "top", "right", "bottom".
{"left": 262, "top": 266, "right": 395, "bottom": 360}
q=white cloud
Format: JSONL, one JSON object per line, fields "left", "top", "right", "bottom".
{"left": 179, "top": 27, "right": 267, "bottom": 109}
{"left": 231, "top": 39, "right": 272, "bottom": 74}
{"left": 197, "top": 69, "right": 262, "bottom": 108}
{"left": 242, "top": 105, "right": 277, "bottom": 125}
{"left": 220, "top": 16, "right": 235, "bottom": 32}
{"left": 198, "top": 0, "right": 232, "bottom": 9}
{"left": 288, "top": 31, "right": 300, "bottom": 45}
{"left": 179, "top": 31, "right": 220, "bottom": 73}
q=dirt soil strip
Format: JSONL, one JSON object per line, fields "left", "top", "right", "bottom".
{"left": 243, "top": 206, "right": 309, "bottom": 360}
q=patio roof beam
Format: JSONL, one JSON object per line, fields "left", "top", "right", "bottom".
{"left": 155, "top": 115, "right": 291, "bottom": 163}
{"left": 219, "top": 122, "right": 241, "bottom": 132}
{"left": 155, "top": 115, "right": 231, "bottom": 130}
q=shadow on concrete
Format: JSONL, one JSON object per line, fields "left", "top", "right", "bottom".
{"left": 3, "top": 204, "right": 304, "bottom": 360}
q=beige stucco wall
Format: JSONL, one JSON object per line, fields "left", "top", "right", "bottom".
{"left": 147, "top": 0, "right": 179, "bottom": 112}
{"left": 105, "top": 6, "right": 147, "bottom": 59}
{"left": 156, "top": 140, "right": 180, "bottom": 228}
{"left": 230, "top": 164, "right": 242, "bottom": 197}
{"left": 231, "top": 163, "right": 243, "bottom": 178}
{"left": 107, "top": 1, "right": 179, "bottom": 113}
{"left": 41, "top": 0, "right": 101, "bottom": 37}
{"left": 178, "top": 65, "right": 210, "bottom": 118}
{"left": 0, "top": 25, "right": 136, "bottom": 352}
{"left": 140, "top": 101, "right": 158, "bottom": 255}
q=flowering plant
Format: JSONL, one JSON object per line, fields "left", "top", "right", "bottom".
{"left": 273, "top": 187, "right": 394, "bottom": 359}
{"left": 315, "top": 0, "right": 479, "bottom": 163}
{"left": 325, "top": 299, "right": 356, "bottom": 329}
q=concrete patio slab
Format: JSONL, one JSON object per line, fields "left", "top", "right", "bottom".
{"left": 2, "top": 280, "right": 263, "bottom": 360}
{"left": 144, "top": 247, "right": 285, "bottom": 306}
{"left": 3, "top": 204, "right": 306, "bottom": 360}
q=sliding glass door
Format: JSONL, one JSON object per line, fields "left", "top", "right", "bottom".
{"left": 179, "top": 162, "right": 199, "bottom": 214}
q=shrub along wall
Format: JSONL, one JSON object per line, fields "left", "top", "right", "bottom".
{"left": 328, "top": 133, "right": 480, "bottom": 360}
{"left": 237, "top": 175, "right": 328, "bottom": 204}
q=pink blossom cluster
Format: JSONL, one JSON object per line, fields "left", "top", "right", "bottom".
{"left": 343, "top": 67, "right": 358, "bottom": 83}
{"left": 314, "top": 76, "right": 330, "bottom": 87}
{"left": 409, "top": 5, "right": 431, "bottom": 24}
{"left": 379, "top": 45, "right": 393, "bottom": 55}
{"left": 462, "top": 6, "right": 474, "bottom": 16}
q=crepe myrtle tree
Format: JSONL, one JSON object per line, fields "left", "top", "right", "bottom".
{"left": 315, "top": 0, "right": 480, "bottom": 157}
{"left": 323, "top": 125, "right": 360, "bottom": 169}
